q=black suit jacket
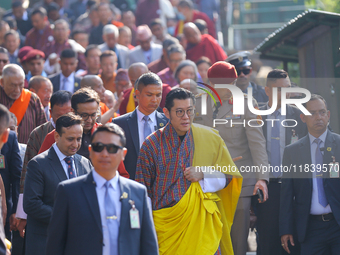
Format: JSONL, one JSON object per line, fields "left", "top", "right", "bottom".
{"left": 0, "top": 131, "right": 22, "bottom": 219}
{"left": 113, "top": 109, "right": 169, "bottom": 179}
{"left": 48, "top": 72, "right": 82, "bottom": 93}
{"left": 23, "top": 146, "right": 92, "bottom": 255}
{"left": 46, "top": 172, "right": 159, "bottom": 255}
{"left": 280, "top": 131, "right": 340, "bottom": 242}
{"left": 261, "top": 104, "right": 307, "bottom": 146}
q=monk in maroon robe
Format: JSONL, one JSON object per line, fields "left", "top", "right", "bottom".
{"left": 184, "top": 23, "right": 227, "bottom": 64}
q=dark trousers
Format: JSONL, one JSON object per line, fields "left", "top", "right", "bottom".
{"left": 11, "top": 231, "right": 24, "bottom": 255}
{"left": 257, "top": 182, "right": 300, "bottom": 255}
{"left": 301, "top": 218, "right": 340, "bottom": 255}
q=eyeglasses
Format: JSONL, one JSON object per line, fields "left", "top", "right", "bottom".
{"left": 0, "top": 59, "right": 8, "bottom": 64}
{"left": 236, "top": 68, "right": 251, "bottom": 76}
{"left": 91, "top": 142, "right": 123, "bottom": 154}
{"left": 175, "top": 108, "right": 195, "bottom": 118}
{"left": 76, "top": 112, "right": 97, "bottom": 121}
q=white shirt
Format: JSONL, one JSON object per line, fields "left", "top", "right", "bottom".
{"left": 53, "top": 143, "right": 77, "bottom": 179}
{"left": 92, "top": 169, "right": 121, "bottom": 255}
{"left": 60, "top": 72, "right": 75, "bottom": 93}
{"left": 309, "top": 130, "right": 332, "bottom": 215}
{"left": 265, "top": 105, "right": 286, "bottom": 178}
{"left": 136, "top": 108, "right": 157, "bottom": 148}
{"left": 44, "top": 106, "right": 51, "bottom": 122}
{"left": 50, "top": 118, "right": 56, "bottom": 128}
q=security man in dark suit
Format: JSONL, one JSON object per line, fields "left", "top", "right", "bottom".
{"left": 23, "top": 113, "right": 92, "bottom": 255}
{"left": 226, "top": 51, "right": 268, "bottom": 107}
{"left": 256, "top": 69, "right": 307, "bottom": 255}
{"left": 113, "top": 72, "right": 168, "bottom": 179}
{"left": 0, "top": 130, "right": 21, "bottom": 240}
{"left": 48, "top": 49, "right": 82, "bottom": 93}
{"left": 0, "top": 104, "right": 13, "bottom": 255}
{"left": 280, "top": 94, "right": 340, "bottom": 255}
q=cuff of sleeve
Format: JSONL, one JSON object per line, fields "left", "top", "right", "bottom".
{"left": 16, "top": 194, "right": 27, "bottom": 219}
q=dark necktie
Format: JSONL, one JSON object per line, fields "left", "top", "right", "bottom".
{"left": 213, "top": 102, "right": 221, "bottom": 119}
{"left": 104, "top": 181, "right": 118, "bottom": 254}
{"left": 271, "top": 111, "right": 281, "bottom": 177}
{"left": 64, "top": 157, "right": 75, "bottom": 179}
{"left": 143, "top": 115, "right": 152, "bottom": 140}
{"left": 314, "top": 138, "right": 328, "bottom": 207}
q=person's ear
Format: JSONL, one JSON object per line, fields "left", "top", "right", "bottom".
{"left": 300, "top": 113, "right": 306, "bottom": 123}
{"left": 265, "top": 86, "right": 270, "bottom": 97}
{"left": 1, "top": 128, "right": 9, "bottom": 144}
{"left": 54, "top": 131, "right": 60, "bottom": 143}
{"left": 163, "top": 107, "right": 170, "bottom": 119}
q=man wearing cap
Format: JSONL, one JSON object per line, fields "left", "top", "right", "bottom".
{"left": 227, "top": 51, "right": 268, "bottom": 107}
{"left": 0, "top": 64, "right": 46, "bottom": 144}
{"left": 24, "top": 7, "right": 54, "bottom": 52}
{"left": 128, "top": 25, "right": 162, "bottom": 65}
{"left": 18, "top": 46, "right": 33, "bottom": 74}
{"left": 184, "top": 22, "right": 227, "bottom": 64}
{"left": 194, "top": 61, "right": 269, "bottom": 255}
{"left": 25, "top": 49, "right": 48, "bottom": 84}
{"left": 99, "top": 24, "right": 130, "bottom": 69}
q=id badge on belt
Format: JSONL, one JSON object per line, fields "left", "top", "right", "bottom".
{"left": 0, "top": 154, "right": 5, "bottom": 169}
{"left": 330, "top": 156, "right": 339, "bottom": 178}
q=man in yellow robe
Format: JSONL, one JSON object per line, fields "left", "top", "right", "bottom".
{"left": 135, "top": 88, "right": 242, "bottom": 255}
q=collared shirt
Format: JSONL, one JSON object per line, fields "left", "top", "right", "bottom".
{"left": 9, "top": 48, "right": 19, "bottom": 64}
{"left": 50, "top": 118, "right": 56, "bottom": 128}
{"left": 60, "top": 72, "right": 75, "bottom": 93}
{"left": 309, "top": 130, "right": 332, "bottom": 215}
{"left": 92, "top": 169, "right": 121, "bottom": 255}
{"left": 44, "top": 105, "right": 51, "bottom": 121}
{"left": 265, "top": 104, "right": 285, "bottom": 178}
{"left": 136, "top": 107, "right": 157, "bottom": 148}
{"left": 26, "top": 70, "right": 48, "bottom": 81}
{"left": 52, "top": 143, "right": 77, "bottom": 178}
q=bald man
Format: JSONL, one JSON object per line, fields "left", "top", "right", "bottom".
{"left": 80, "top": 75, "right": 118, "bottom": 123}
{"left": 128, "top": 25, "right": 162, "bottom": 65}
{"left": 0, "top": 64, "right": 46, "bottom": 143}
{"left": 184, "top": 22, "right": 227, "bottom": 64}
{"left": 28, "top": 76, "right": 53, "bottom": 121}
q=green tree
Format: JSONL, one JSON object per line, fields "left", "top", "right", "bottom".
{"left": 305, "top": 0, "right": 340, "bottom": 13}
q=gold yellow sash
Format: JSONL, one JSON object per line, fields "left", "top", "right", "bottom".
{"left": 153, "top": 123, "right": 242, "bottom": 255}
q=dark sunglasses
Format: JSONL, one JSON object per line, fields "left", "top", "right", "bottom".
{"left": 0, "top": 59, "right": 8, "bottom": 64}
{"left": 236, "top": 68, "right": 251, "bottom": 76}
{"left": 91, "top": 142, "right": 123, "bottom": 154}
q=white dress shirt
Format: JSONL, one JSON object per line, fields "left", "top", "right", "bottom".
{"left": 309, "top": 130, "right": 332, "bottom": 215}
{"left": 136, "top": 108, "right": 157, "bottom": 148}
{"left": 60, "top": 72, "right": 75, "bottom": 93}
{"left": 53, "top": 143, "right": 77, "bottom": 179}
{"left": 16, "top": 142, "right": 76, "bottom": 220}
{"left": 265, "top": 105, "right": 286, "bottom": 178}
{"left": 92, "top": 169, "right": 121, "bottom": 255}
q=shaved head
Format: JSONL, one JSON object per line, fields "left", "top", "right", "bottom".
{"left": 183, "top": 22, "right": 201, "bottom": 45}
{"left": 80, "top": 75, "right": 106, "bottom": 101}
{"left": 128, "top": 63, "right": 149, "bottom": 89}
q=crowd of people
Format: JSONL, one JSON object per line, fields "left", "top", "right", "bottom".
{"left": 0, "top": 0, "right": 339, "bottom": 255}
